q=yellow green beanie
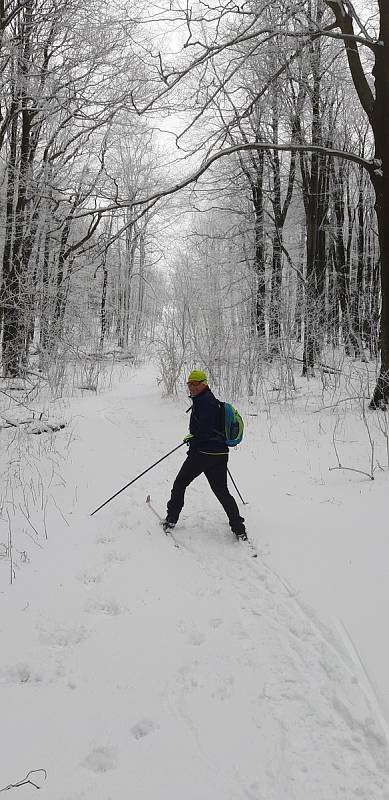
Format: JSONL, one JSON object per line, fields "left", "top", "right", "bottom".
{"left": 187, "top": 369, "right": 208, "bottom": 384}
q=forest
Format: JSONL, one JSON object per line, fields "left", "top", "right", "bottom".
{"left": 2, "top": 4, "right": 389, "bottom": 796}
{"left": 0, "top": 0, "right": 387, "bottom": 404}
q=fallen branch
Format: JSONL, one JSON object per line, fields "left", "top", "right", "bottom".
{"left": 290, "top": 356, "right": 342, "bottom": 375}
{"left": 313, "top": 396, "right": 371, "bottom": 413}
{"left": 330, "top": 415, "right": 375, "bottom": 480}
{"left": 0, "top": 417, "right": 35, "bottom": 429}
{"left": 329, "top": 465, "right": 375, "bottom": 480}
{"left": 0, "top": 388, "right": 40, "bottom": 414}
{"left": 27, "top": 421, "right": 66, "bottom": 435}
{"left": 0, "top": 769, "right": 47, "bottom": 792}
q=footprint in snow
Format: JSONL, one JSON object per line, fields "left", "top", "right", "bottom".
{"left": 0, "top": 662, "right": 41, "bottom": 684}
{"left": 104, "top": 550, "right": 131, "bottom": 564}
{"left": 96, "top": 534, "right": 116, "bottom": 544}
{"left": 243, "top": 782, "right": 263, "bottom": 800}
{"left": 78, "top": 571, "right": 103, "bottom": 586}
{"left": 209, "top": 617, "right": 223, "bottom": 629}
{"left": 188, "top": 631, "right": 206, "bottom": 646}
{"left": 82, "top": 746, "right": 116, "bottom": 773}
{"left": 213, "top": 674, "right": 235, "bottom": 701}
{"left": 177, "top": 619, "right": 206, "bottom": 646}
{"left": 131, "top": 719, "right": 157, "bottom": 740}
{"left": 229, "top": 620, "right": 249, "bottom": 640}
{"left": 39, "top": 625, "right": 88, "bottom": 648}
{"left": 117, "top": 517, "right": 141, "bottom": 532}
{"left": 85, "top": 597, "right": 122, "bottom": 616}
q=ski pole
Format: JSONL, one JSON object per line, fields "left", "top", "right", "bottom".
{"left": 227, "top": 467, "right": 248, "bottom": 505}
{"left": 90, "top": 442, "right": 185, "bottom": 516}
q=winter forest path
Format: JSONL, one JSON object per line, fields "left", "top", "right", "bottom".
{"left": 1, "top": 365, "right": 389, "bottom": 799}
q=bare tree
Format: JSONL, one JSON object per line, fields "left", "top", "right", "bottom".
{"left": 134, "top": 0, "right": 387, "bottom": 405}
{"left": 0, "top": 0, "right": 156, "bottom": 376}
{"left": 322, "top": 1, "right": 389, "bottom": 406}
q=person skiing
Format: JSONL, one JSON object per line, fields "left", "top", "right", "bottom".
{"left": 162, "top": 370, "right": 247, "bottom": 540}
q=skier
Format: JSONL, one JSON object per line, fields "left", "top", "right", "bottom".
{"left": 162, "top": 370, "right": 247, "bottom": 540}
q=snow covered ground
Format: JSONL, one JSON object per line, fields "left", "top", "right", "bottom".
{"left": 1, "top": 362, "right": 389, "bottom": 799}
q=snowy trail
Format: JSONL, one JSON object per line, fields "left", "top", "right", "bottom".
{"left": 159, "top": 520, "right": 389, "bottom": 797}
{"left": 2, "top": 369, "right": 389, "bottom": 799}
{"left": 4, "top": 506, "right": 389, "bottom": 800}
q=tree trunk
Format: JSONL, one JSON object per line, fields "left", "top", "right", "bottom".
{"left": 364, "top": 230, "right": 379, "bottom": 357}
{"left": 331, "top": 160, "right": 361, "bottom": 357}
{"left": 39, "top": 222, "right": 51, "bottom": 357}
{"left": 370, "top": 189, "right": 389, "bottom": 407}
{"left": 99, "top": 264, "right": 109, "bottom": 351}
{"left": 133, "top": 230, "right": 146, "bottom": 346}
{"left": 50, "top": 220, "right": 71, "bottom": 346}
{"left": 294, "top": 228, "right": 305, "bottom": 342}
{"left": 316, "top": 152, "right": 330, "bottom": 349}
{"left": 252, "top": 151, "right": 266, "bottom": 339}
{"left": 355, "top": 166, "right": 365, "bottom": 343}
{"left": 118, "top": 222, "right": 136, "bottom": 348}
{"left": 1, "top": 0, "right": 35, "bottom": 376}
{"left": 268, "top": 98, "right": 296, "bottom": 355}
{"left": 268, "top": 231, "right": 282, "bottom": 350}
{"left": 1, "top": 96, "right": 18, "bottom": 375}
{"left": 300, "top": 8, "right": 324, "bottom": 377}
{"left": 369, "top": 4, "right": 389, "bottom": 407}
{"left": 325, "top": 0, "right": 389, "bottom": 405}
{"left": 328, "top": 244, "right": 339, "bottom": 347}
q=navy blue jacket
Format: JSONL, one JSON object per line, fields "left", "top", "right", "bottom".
{"left": 188, "top": 387, "right": 228, "bottom": 454}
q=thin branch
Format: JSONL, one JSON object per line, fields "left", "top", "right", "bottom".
{"left": 313, "top": 396, "right": 371, "bottom": 412}
{"left": 324, "top": 0, "right": 375, "bottom": 122}
{"left": 329, "top": 465, "right": 375, "bottom": 480}
{"left": 282, "top": 27, "right": 378, "bottom": 51}
{"left": 0, "top": 769, "right": 47, "bottom": 792}
{"left": 75, "top": 141, "right": 373, "bottom": 219}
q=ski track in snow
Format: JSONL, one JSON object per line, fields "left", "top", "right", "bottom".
{"left": 162, "top": 523, "right": 389, "bottom": 798}
{"left": 2, "top": 378, "right": 389, "bottom": 799}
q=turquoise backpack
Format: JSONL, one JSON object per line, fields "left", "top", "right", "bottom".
{"left": 222, "top": 402, "right": 244, "bottom": 447}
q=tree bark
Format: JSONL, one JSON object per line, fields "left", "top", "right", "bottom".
{"left": 301, "top": 70, "right": 321, "bottom": 376}
{"left": 325, "top": 0, "right": 389, "bottom": 406}
{"left": 99, "top": 263, "right": 109, "bottom": 351}
{"left": 252, "top": 150, "right": 266, "bottom": 339}
{"left": 330, "top": 160, "right": 361, "bottom": 356}
{"left": 369, "top": 4, "right": 389, "bottom": 407}
{"left": 268, "top": 92, "right": 296, "bottom": 354}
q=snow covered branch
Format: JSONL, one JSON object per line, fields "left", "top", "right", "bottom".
{"left": 76, "top": 141, "right": 373, "bottom": 218}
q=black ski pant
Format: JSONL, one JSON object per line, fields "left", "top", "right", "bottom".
{"left": 166, "top": 451, "right": 243, "bottom": 531}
